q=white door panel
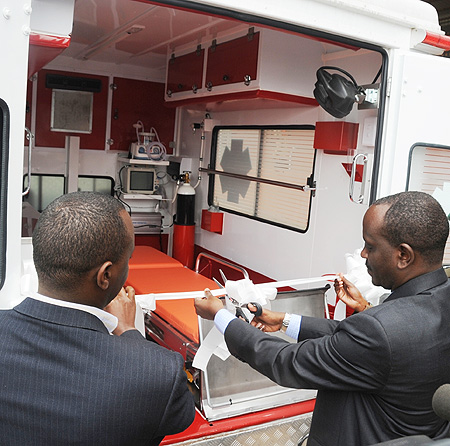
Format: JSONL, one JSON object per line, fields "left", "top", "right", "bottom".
{"left": 377, "top": 51, "right": 450, "bottom": 198}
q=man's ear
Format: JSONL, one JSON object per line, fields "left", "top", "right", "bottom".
{"left": 397, "top": 243, "right": 415, "bottom": 270}
{"left": 96, "top": 261, "right": 113, "bottom": 290}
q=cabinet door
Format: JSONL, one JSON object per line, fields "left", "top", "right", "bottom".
{"left": 205, "top": 32, "right": 259, "bottom": 89}
{"left": 166, "top": 48, "right": 204, "bottom": 96}
{"left": 111, "top": 77, "right": 175, "bottom": 152}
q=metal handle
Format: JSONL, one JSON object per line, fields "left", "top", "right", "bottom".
{"left": 349, "top": 153, "right": 367, "bottom": 204}
{"left": 22, "top": 127, "right": 34, "bottom": 197}
{"left": 195, "top": 252, "right": 249, "bottom": 279}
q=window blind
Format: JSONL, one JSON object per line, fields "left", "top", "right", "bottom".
{"left": 210, "top": 126, "right": 315, "bottom": 231}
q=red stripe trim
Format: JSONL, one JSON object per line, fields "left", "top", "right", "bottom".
{"left": 422, "top": 31, "right": 450, "bottom": 50}
{"left": 29, "top": 33, "right": 71, "bottom": 49}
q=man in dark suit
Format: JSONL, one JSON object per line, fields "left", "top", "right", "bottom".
{"left": 0, "top": 192, "right": 195, "bottom": 445}
{"left": 195, "top": 191, "right": 450, "bottom": 446}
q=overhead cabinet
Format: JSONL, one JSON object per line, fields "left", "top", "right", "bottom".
{"left": 166, "top": 47, "right": 204, "bottom": 96}
{"left": 205, "top": 31, "right": 259, "bottom": 90}
{"left": 164, "top": 28, "right": 323, "bottom": 105}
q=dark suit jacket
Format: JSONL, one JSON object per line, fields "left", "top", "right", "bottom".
{"left": 0, "top": 298, "right": 195, "bottom": 445}
{"left": 225, "top": 268, "right": 450, "bottom": 446}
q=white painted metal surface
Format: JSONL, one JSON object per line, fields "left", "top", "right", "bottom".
{"left": 0, "top": 1, "right": 32, "bottom": 308}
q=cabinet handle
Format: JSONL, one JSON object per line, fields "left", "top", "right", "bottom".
{"left": 206, "top": 81, "right": 213, "bottom": 91}
{"left": 244, "top": 75, "right": 251, "bottom": 86}
{"left": 177, "top": 83, "right": 183, "bottom": 90}
{"left": 192, "top": 84, "right": 198, "bottom": 94}
{"left": 222, "top": 74, "right": 229, "bottom": 82}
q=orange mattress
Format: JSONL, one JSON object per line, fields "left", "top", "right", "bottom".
{"left": 129, "top": 245, "right": 183, "bottom": 269}
{"left": 126, "top": 264, "right": 219, "bottom": 343}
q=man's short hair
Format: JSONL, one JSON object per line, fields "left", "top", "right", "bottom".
{"left": 373, "top": 191, "right": 449, "bottom": 265}
{"left": 33, "top": 192, "right": 130, "bottom": 291}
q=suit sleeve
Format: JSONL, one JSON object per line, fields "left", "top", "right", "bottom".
{"left": 298, "top": 316, "right": 339, "bottom": 341}
{"left": 120, "top": 330, "right": 195, "bottom": 437}
{"left": 155, "top": 352, "right": 195, "bottom": 437}
{"left": 225, "top": 312, "right": 391, "bottom": 392}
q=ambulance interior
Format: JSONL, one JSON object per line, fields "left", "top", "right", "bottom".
{"left": 21, "top": 0, "right": 391, "bottom": 434}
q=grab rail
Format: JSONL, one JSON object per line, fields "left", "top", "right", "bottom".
{"left": 22, "top": 127, "right": 34, "bottom": 197}
{"left": 195, "top": 252, "right": 249, "bottom": 280}
{"left": 349, "top": 153, "right": 367, "bottom": 204}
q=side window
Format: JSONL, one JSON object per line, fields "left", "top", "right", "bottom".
{"left": 407, "top": 143, "right": 450, "bottom": 264}
{"left": 22, "top": 174, "right": 115, "bottom": 236}
{"left": 0, "top": 99, "right": 9, "bottom": 289}
{"left": 208, "top": 126, "right": 316, "bottom": 232}
{"left": 77, "top": 175, "right": 114, "bottom": 196}
{"left": 24, "top": 174, "right": 65, "bottom": 213}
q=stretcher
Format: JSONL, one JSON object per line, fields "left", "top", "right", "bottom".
{"left": 125, "top": 245, "right": 328, "bottom": 444}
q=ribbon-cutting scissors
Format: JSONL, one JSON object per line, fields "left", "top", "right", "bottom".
{"left": 213, "top": 273, "right": 263, "bottom": 322}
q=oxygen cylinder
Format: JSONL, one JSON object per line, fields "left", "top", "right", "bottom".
{"left": 172, "top": 177, "right": 196, "bottom": 268}
{"left": 174, "top": 182, "right": 195, "bottom": 225}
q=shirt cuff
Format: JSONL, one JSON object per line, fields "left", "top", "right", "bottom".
{"left": 285, "top": 314, "right": 302, "bottom": 339}
{"left": 214, "top": 308, "right": 236, "bottom": 334}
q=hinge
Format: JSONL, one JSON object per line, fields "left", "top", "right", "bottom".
{"left": 247, "top": 27, "right": 254, "bottom": 41}
{"left": 196, "top": 44, "right": 202, "bottom": 56}
{"left": 386, "top": 77, "right": 392, "bottom": 97}
{"left": 211, "top": 39, "right": 217, "bottom": 53}
{"left": 306, "top": 176, "right": 317, "bottom": 197}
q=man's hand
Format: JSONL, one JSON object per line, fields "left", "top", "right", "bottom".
{"left": 249, "top": 305, "right": 285, "bottom": 332}
{"left": 334, "top": 273, "right": 369, "bottom": 313}
{"left": 104, "top": 286, "right": 137, "bottom": 335}
{"left": 194, "top": 289, "right": 225, "bottom": 320}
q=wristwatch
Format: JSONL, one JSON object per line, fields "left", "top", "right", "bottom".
{"left": 280, "top": 313, "right": 291, "bottom": 333}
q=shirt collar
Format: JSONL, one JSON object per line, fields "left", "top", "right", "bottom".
{"left": 30, "top": 292, "right": 118, "bottom": 334}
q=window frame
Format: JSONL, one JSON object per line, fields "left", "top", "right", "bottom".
{"left": 406, "top": 142, "right": 450, "bottom": 265}
{"left": 207, "top": 124, "right": 317, "bottom": 233}
{"left": 23, "top": 173, "right": 115, "bottom": 213}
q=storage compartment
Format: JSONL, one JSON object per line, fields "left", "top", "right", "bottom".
{"left": 205, "top": 31, "right": 259, "bottom": 90}
{"left": 314, "top": 121, "right": 359, "bottom": 155}
{"left": 164, "top": 28, "right": 324, "bottom": 105}
{"left": 201, "top": 209, "right": 224, "bottom": 234}
{"left": 166, "top": 47, "right": 204, "bottom": 96}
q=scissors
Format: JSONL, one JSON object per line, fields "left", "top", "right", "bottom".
{"left": 213, "top": 275, "right": 263, "bottom": 322}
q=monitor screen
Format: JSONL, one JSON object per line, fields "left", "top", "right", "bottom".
{"left": 129, "top": 169, "right": 154, "bottom": 192}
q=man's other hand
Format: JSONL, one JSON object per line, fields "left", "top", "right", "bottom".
{"left": 334, "top": 273, "right": 369, "bottom": 313}
{"left": 104, "top": 286, "right": 137, "bottom": 335}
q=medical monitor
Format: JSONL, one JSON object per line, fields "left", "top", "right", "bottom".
{"left": 122, "top": 166, "right": 156, "bottom": 194}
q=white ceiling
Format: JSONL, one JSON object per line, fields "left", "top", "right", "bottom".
{"left": 59, "top": 0, "right": 246, "bottom": 72}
